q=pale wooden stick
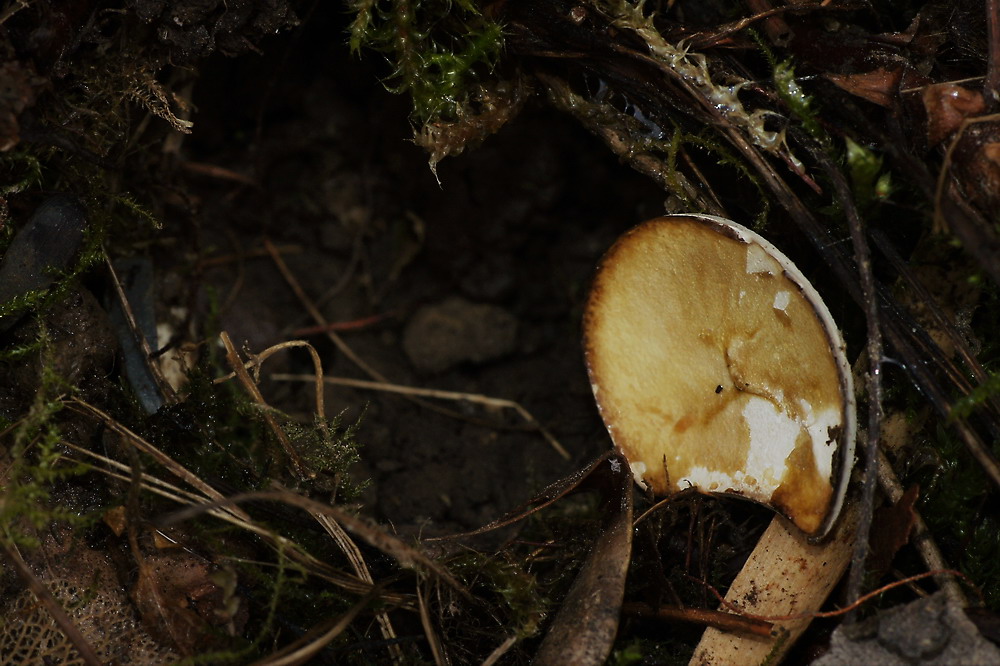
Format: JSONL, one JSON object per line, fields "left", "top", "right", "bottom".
{"left": 689, "top": 503, "right": 859, "bottom": 665}
{"left": 273, "top": 373, "right": 570, "bottom": 460}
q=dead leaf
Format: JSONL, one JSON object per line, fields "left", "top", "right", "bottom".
{"left": 952, "top": 121, "right": 1000, "bottom": 218}
{"left": 869, "top": 484, "right": 919, "bottom": 578}
{"left": 533, "top": 451, "right": 633, "bottom": 666}
{"left": 103, "top": 506, "right": 127, "bottom": 537}
{"left": 131, "top": 550, "right": 245, "bottom": 656}
{"left": 923, "top": 84, "right": 986, "bottom": 146}
{"left": 826, "top": 67, "right": 903, "bottom": 107}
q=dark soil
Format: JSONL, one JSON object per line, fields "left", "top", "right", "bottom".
{"left": 170, "top": 5, "right": 666, "bottom": 535}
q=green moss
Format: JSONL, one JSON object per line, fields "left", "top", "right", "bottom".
{"left": 143, "top": 369, "right": 273, "bottom": 488}
{"left": 952, "top": 371, "right": 1000, "bottom": 421}
{"left": 447, "top": 551, "right": 548, "bottom": 645}
{"left": 773, "top": 59, "right": 824, "bottom": 144}
{"left": 347, "top": 0, "right": 504, "bottom": 125}
{"left": 0, "top": 209, "right": 105, "bottom": 325}
{"left": 845, "top": 137, "right": 892, "bottom": 212}
{"left": 279, "top": 410, "right": 368, "bottom": 501}
{"left": 750, "top": 30, "right": 826, "bottom": 149}
{"left": 0, "top": 331, "right": 93, "bottom": 549}
{"left": 909, "top": 421, "right": 1000, "bottom": 609}
{"left": 0, "top": 151, "right": 43, "bottom": 199}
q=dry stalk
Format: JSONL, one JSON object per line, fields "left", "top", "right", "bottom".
{"left": 273, "top": 373, "right": 570, "bottom": 460}
{"left": 219, "top": 331, "right": 311, "bottom": 479}
{"left": 417, "top": 580, "right": 449, "bottom": 666}
{"left": 480, "top": 636, "right": 518, "bottom": 666}
{"left": 248, "top": 589, "right": 380, "bottom": 666}
{"left": 104, "top": 251, "right": 178, "bottom": 405}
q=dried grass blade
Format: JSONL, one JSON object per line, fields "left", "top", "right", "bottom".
{"left": 219, "top": 331, "right": 311, "bottom": 479}
{"left": 418, "top": 580, "right": 449, "bottom": 666}
{"left": 313, "top": 509, "right": 403, "bottom": 663}
{"left": 104, "top": 251, "right": 177, "bottom": 405}
{"left": 273, "top": 373, "right": 570, "bottom": 460}
{"left": 67, "top": 398, "right": 252, "bottom": 522}
{"left": 250, "top": 588, "right": 380, "bottom": 666}
{"left": 481, "top": 636, "right": 518, "bottom": 666}
{"left": 158, "top": 489, "right": 471, "bottom": 598}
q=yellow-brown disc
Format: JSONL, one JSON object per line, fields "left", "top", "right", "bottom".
{"left": 583, "top": 215, "right": 855, "bottom": 537}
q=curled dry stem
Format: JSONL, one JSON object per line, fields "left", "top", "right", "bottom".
{"left": 273, "top": 373, "right": 570, "bottom": 460}
{"left": 158, "top": 489, "right": 472, "bottom": 600}
{"left": 247, "top": 588, "right": 382, "bottom": 666}
{"left": 219, "top": 331, "right": 312, "bottom": 479}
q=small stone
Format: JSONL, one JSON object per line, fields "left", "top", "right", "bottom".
{"left": 0, "top": 195, "right": 87, "bottom": 333}
{"left": 814, "top": 592, "right": 1000, "bottom": 665}
{"left": 402, "top": 297, "right": 518, "bottom": 374}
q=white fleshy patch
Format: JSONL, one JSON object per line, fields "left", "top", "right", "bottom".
{"left": 679, "top": 466, "right": 735, "bottom": 493}
{"left": 773, "top": 291, "right": 791, "bottom": 312}
{"left": 629, "top": 461, "right": 648, "bottom": 489}
{"left": 797, "top": 398, "right": 840, "bottom": 482}
{"left": 742, "top": 396, "right": 800, "bottom": 496}
{"left": 745, "top": 243, "right": 781, "bottom": 275}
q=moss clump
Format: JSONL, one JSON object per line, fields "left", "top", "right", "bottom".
{"left": 347, "top": 0, "right": 504, "bottom": 126}
{"left": 0, "top": 334, "right": 93, "bottom": 549}
{"left": 845, "top": 137, "right": 892, "bottom": 212}
{"left": 908, "top": 421, "right": 1000, "bottom": 609}
{"left": 280, "top": 410, "right": 368, "bottom": 502}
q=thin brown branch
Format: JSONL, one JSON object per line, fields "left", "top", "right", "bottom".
{"left": 815, "top": 159, "right": 884, "bottom": 617}
{"left": 693, "top": 568, "right": 979, "bottom": 622}
{"left": 986, "top": 0, "right": 1000, "bottom": 104}
{"left": 622, "top": 602, "right": 774, "bottom": 637}
{"left": 876, "top": 450, "right": 966, "bottom": 606}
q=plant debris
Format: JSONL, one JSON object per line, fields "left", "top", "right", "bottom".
{"left": 3, "top": 0, "right": 1000, "bottom": 663}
